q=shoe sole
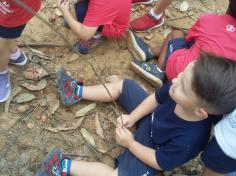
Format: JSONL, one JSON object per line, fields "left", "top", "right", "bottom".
{"left": 0, "top": 77, "right": 11, "bottom": 103}
{"left": 130, "top": 61, "right": 163, "bottom": 87}
{"left": 127, "top": 31, "right": 146, "bottom": 62}
{"left": 130, "top": 17, "right": 165, "bottom": 33}
{"left": 10, "top": 52, "right": 28, "bottom": 66}
{"left": 132, "top": 0, "right": 153, "bottom": 5}
{"left": 56, "top": 69, "right": 69, "bottom": 106}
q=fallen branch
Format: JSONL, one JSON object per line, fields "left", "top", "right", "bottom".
{"left": 18, "top": 42, "right": 69, "bottom": 48}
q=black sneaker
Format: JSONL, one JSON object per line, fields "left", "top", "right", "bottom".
{"left": 131, "top": 60, "right": 165, "bottom": 87}
{"left": 127, "top": 31, "right": 155, "bottom": 62}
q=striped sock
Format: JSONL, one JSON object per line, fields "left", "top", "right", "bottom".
{"left": 61, "top": 159, "right": 71, "bottom": 176}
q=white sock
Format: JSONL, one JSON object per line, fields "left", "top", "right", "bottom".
{"left": 10, "top": 47, "right": 21, "bottom": 60}
{"left": 0, "top": 69, "right": 8, "bottom": 75}
{"left": 149, "top": 8, "right": 163, "bottom": 20}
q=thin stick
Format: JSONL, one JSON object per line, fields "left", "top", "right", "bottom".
{"left": 18, "top": 42, "right": 69, "bottom": 47}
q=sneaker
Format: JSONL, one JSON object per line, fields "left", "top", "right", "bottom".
{"left": 57, "top": 68, "right": 83, "bottom": 107}
{"left": 37, "top": 149, "right": 70, "bottom": 176}
{"left": 130, "top": 60, "right": 165, "bottom": 87}
{"left": 74, "top": 37, "right": 104, "bottom": 54}
{"left": 9, "top": 51, "right": 27, "bottom": 66}
{"left": 132, "top": 0, "right": 153, "bottom": 5}
{"left": 130, "top": 13, "right": 164, "bottom": 32}
{"left": 0, "top": 72, "right": 11, "bottom": 103}
{"left": 127, "top": 31, "right": 155, "bottom": 62}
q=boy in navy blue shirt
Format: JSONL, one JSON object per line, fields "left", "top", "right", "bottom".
{"left": 37, "top": 53, "right": 236, "bottom": 176}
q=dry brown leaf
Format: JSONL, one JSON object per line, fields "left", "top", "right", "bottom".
{"left": 30, "top": 48, "right": 52, "bottom": 60}
{"left": 20, "top": 79, "right": 47, "bottom": 91}
{"left": 23, "top": 67, "right": 49, "bottom": 80}
{"left": 45, "top": 117, "right": 85, "bottom": 133}
{"left": 95, "top": 111, "right": 105, "bottom": 139}
{"left": 67, "top": 54, "right": 78, "bottom": 63}
{"left": 81, "top": 128, "right": 96, "bottom": 147}
{"left": 15, "top": 93, "right": 36, "bottom": 103}
{"left": 4, "top": 86, "right": 22, "bottom": 113}
{"left": 39, "top": 97, "right": 47, "bottom": 107}
{"left": 105, "top": 75, "right": 124, "bottom": 83}
{"left": 17, "top": 105, "right": 30, "bottom": 113}
{"left": 46, "top": 93, "right": 59, "bottom": 115}
{"left": 76, "top": 103, "right": 96, "bottom": 118}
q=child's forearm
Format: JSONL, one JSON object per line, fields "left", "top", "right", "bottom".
{"left": 131, "top": 93, "right": 158, "bottom": 122}
{"left": 128, "top": 140, "right": 162, "bottom": 170}
{"left": 63, "top": 11, "right": 97, "bottom": 41}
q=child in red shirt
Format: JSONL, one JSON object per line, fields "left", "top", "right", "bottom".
{"left": 0, "top": 0, "right": 41, "bottom": 102}
{"left": 57, "top": 0, "right": 131, "bottom": 54}
{"left": 127, "top": 0, "right": 236, "bottom": 87}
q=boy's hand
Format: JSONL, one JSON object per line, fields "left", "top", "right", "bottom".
{"left": 58, "top": 0, "right": 70, "bottom": 14}
{"left": 117, "top": 114, "right": 136, "bottom": 128}
{"left": 115, "top": 124, "right": 135, "bottom": 148}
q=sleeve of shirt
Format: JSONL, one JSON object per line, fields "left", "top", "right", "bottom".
{"left": 83, "top": 2, "right": 118, "bottom": 27}
{"left": 155, "top": 139, "right": 192, "bottom": 171}
{"left": 185, "top": 19, "right": 201, "bottom": 42}
{"left": 155, "top": 81, "right": 171, "bottom": 104}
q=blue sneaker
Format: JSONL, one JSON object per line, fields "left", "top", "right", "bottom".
{"left": 37, "top": 149, "right": 70, "bottom": 176}
{"left": 9, "top": 51, "right": 27, "bottom": 66}
{"left": 127, "top": 31, "right": 155, "bottom": 62}
{"left": 130, "top": 60, "right": 165, "bottom": 87}
{"left": 74, "top": 37, "right": 104, "bottom": 54}
{"left": 57, "top": 68, "right": 83, "bottom": 107}
{"left": 0, "top": 72, "right": 11, "bottom": 103}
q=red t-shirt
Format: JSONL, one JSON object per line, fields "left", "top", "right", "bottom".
{"left": 83, "top": 0, "right": 131, "bottom": 38}
{"left": 0, "top": 0, "right": 41, "bottom": 27}
{"left": 166, "top": 14, "right": 236, "bottom": 80}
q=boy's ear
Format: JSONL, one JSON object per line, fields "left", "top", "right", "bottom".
{"left": 195, "top": 108, "right": 208, "bottom": 119}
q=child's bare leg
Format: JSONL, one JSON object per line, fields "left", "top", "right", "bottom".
{"left": 156, "top": 30, "right": 185, "bottom": 70}
{"left": 0, "top": 38, "right": 10, "bottom": 72}
{"left": 70, "top": 160, "right": 118, "bottom": 176}
{"left": 82, "top": 80, "right": 123, "bottom": 102}
{"left": 153, "top": 0, "right": 173, "bottom": 14}
{"left": 201, "top": 167, "right": 223, "bottom": 176}
{"left": 8, "top": 39, "right": 18, "bottom": 53}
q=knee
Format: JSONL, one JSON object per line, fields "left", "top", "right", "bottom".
{"left": 171, "top": 30, "right": 185, "bottom": 38}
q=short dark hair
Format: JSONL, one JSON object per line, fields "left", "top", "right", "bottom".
{"left": 192, "top": 52, "right": 236, "bottom": 115}
{"left": 227, "top": 0, "right": 236, "bottom": 18}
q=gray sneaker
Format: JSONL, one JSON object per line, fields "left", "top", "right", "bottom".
{"left": 9, "top": 51, "right": 27, "bottom": 66}
{"left": 131, "top": 60, "right": 165, "bottom": 87}
{"left": 0, "top": 72, "right": 11, "bottom": 103}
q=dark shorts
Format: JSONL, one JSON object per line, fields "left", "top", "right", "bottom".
{"left": 74, "top": 0, "right": 103, "bottom": 32}
{"left": 165, "top": 38, "right": 194, "bottom": 62}
{"left": 115, "top": 79, "right": 160, "bottom": 176}
{"left": 0, "top": 24, "right": 26, "bottom": 39}
{"left": 201, "top": 137, "right": 236, "bottom": 174}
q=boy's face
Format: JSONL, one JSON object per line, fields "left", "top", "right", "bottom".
{"left": 169, "top": 62, "right": 201, "bottom": 112}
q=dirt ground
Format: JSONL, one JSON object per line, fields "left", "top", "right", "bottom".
{"left": 0, "top": 0, "right": 228, "bottom": 175}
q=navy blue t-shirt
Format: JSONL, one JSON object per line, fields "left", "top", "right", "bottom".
{"left": 150, "top": 82, "right": 221, "bottom": 171}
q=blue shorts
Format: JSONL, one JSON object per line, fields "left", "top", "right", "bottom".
{"left": 165, "top": 38, "right": 194, "bottom": 62}
{"left": 115, "top": 79, "right": 160, "bottom": 176}
{"left": 0, "top": 24, "right": 26, "bottom": 39}
{"left": 201, "top": 137, "right": 236, "bottom": 174}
